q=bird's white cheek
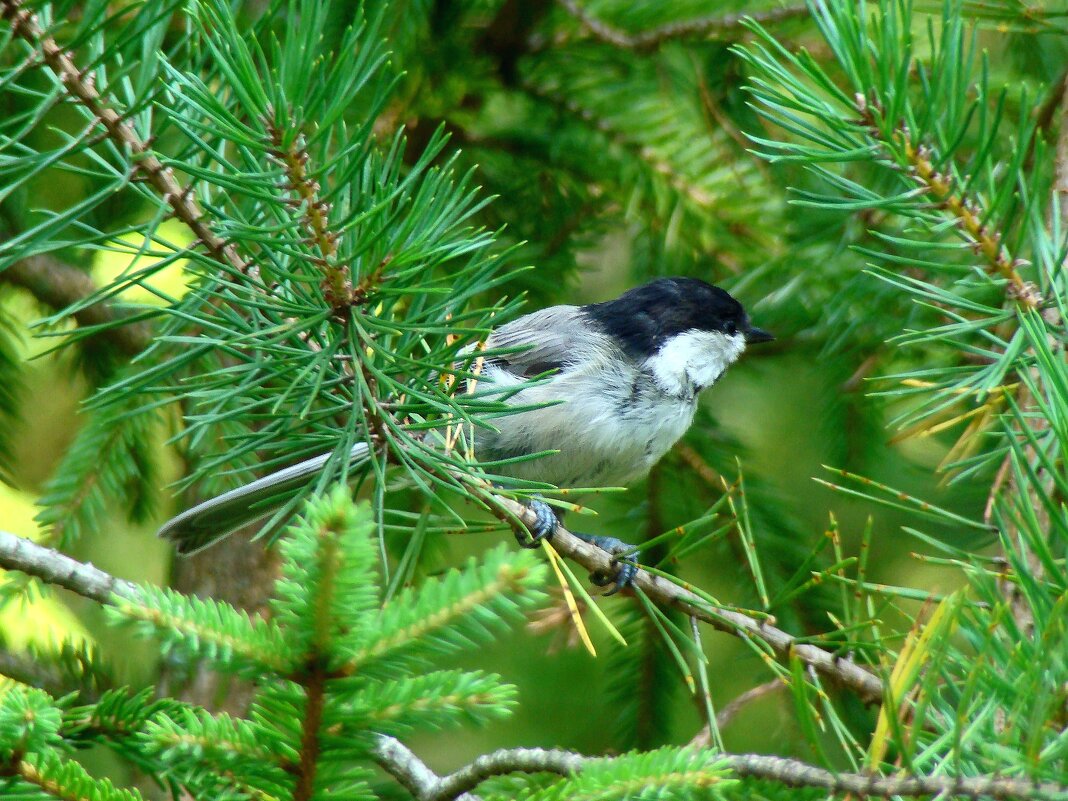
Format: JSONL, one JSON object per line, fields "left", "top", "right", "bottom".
{"left": 647, "top": 331, "right": 746, "bottom": 395}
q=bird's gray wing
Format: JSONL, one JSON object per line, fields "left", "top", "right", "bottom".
{"left": 479, "top": 305, "right": 602, "bottom": 378}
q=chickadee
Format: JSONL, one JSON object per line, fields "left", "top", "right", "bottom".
{"left": 159, "top": 277, "right": 772, "bottom": 590}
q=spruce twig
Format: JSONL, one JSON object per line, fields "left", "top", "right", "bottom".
{"left": 373, "top": 735, "right": 1068, "bottom": 801}
{"left": 0, "top": 504, "right": 884, "bottom": 704}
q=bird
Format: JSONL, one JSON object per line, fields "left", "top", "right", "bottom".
{"left": 158, "top": 276, "right": 773, "bottom": 591}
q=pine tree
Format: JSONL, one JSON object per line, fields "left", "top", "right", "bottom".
{"left": 0, "top": 1, "right": 1066, "bottom": 800}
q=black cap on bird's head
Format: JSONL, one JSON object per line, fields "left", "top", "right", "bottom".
{"left": 583, "top": 277, "right": 773, "bottom": 358}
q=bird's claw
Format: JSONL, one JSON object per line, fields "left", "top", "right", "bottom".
{"left": 574, "top": 533, "right": 640, "bottom": 596}
{"left": 518, "top": 498, "right": 558, "bottom": 548}
{"left": 519, "top": 501, "right": 639, "bottom": 594}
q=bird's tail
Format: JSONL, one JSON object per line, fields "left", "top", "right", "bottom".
{"left": 157, "top": 442, "right": 371, "bottom": 555}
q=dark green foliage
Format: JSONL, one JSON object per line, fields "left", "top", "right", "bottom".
{"left": 3, "top": 489, "right": 547, "bottom": 801}
{"left": 606, "top": 607, "right": 671, "bottom": 750}
{"left": 0, "top": 314, "right": 20, "bottom": 479}
{"left": 2, "top": 0, "right": 1068, "bottom": 799}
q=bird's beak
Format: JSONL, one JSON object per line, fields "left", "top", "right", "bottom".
{"left": 744, "top": 327, "right": 774, "bottom": 344}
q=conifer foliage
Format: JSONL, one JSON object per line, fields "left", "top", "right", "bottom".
{"left": 2, "top": 0, "right": 1068, "bottom": 800}
{"left": 2, "top": 489, "right": 547, "bottom": 801}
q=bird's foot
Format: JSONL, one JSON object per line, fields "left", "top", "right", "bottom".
{"left": 570, "top": 532, "right": 640, "bottom": 596}
{"left": 517, "top": 500, "right": 639, "bottom": 594}
{"left": 517, "top": 498, "right": 558, "bottom": 548}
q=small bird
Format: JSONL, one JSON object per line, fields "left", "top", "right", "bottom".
{"left": 159, "top": 277, "right": 772, "bottom": 589}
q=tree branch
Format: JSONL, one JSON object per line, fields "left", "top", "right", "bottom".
{"left": 494, "top": 496, "right": 885, "bottom": 704}
{"left": 1, "top": 255, "right": 151, "bottom": 355}
{"left": 374, "top": 734, "right": 1068, "bottom": 801}
{"left": 0, "top": 648, "right": 68, "bottom": 696}
{"left": 0, "top": 529, "right": 138, "bottom": 603}
{"left": 556, "top": 0, "right": 808, "bottom": 51}
{"left": 0, "top": 0, "right": 247, "bottom": 276}
{"left": 0, "top": 487, "right": 884, "bottom": 707}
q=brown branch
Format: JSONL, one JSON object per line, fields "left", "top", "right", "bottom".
{"left": 0, "top": 649, "right": 68, "bottom": 697}
{"left": 673, "top": 442, "right": 723, "bottom": 491}
{"left": 1, "top": 481, "right": 883, "bottom": 707}
{"left": 293, "top": 666, "right": 326, "bottom": 801}
{"left": 1, "top": 254, "right": 151, "bottom": 355}
{"left": 492, "top": 497, "right": 885, "bottom": 705}
{"left": 556, "top": 0, "right": 808, "bottom": 51}
{"left": 1, "top": 0, "right": 246, "bottom": 276}
{"left": 373, "top": 734, "right": 1068, "bottom": 801}
{"left": 899, "top": 134, "right": 1036, "bottom": 306}
{"left": 267, "top": 125, "right": 352, "bottom": 310}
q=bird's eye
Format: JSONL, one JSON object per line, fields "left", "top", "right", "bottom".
{"left": 725, "top": 321, "right": 737, "bottom": 336}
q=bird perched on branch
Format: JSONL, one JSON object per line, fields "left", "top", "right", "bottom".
{"left": 159, "top": 277, "right": 772, "bottom": 591}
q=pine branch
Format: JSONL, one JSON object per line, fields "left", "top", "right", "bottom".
{"left": 0, "top": 493, "right": 883, "bottom": 705}
{"left": 992, "top": 80, "right": 1068, "bottom": 639}
{"left": 493, "top": 497, "right": 885, "bottom": 704}
{"left": 891, "top": 125, "right": 1038, "bottom": 309}
{"left": 373, "top": 735, "right": 1068, "bottom": 801}
{"left": 557, "top": 1, "right": 808, "bottom": 51}
{"left": 0, "top": 530, "right": 138, "bottom": 603}
{"left": 267, "top": 124, "right": 352, "bottom": 310}
{"left": 0, "top": 0, "right": 246, "bottom": 275}
{"left": 1, "top": 256, "right": 151, "bottom": 355}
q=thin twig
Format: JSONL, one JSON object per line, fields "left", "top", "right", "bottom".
{"left": 374, "top": 735, "right": 482, "bottom": 801}
{"left": 373, "top": 734, "right": 1068, "bottom": 801}
{"left": 0, "top": 495, "right": 884, "bottom": 706}
{"left": 0, "top": 648, "right": 67, "bottom": 696}
{"left": 673, "top": 442, "right": 723, "bottom": 491}
{"left": 726, "top": 754, "right": 1067, "bottom": 800}
{"left": 689, "top": 679, "right": 786, "bottom": 748}
{"left": 1, "top": 0, "right": 246, "bottom": 275}
{"left": 556, "top": 0, "right": 808, "bottom": 51}
{"left": 0, "top": 530, "right": 138, "bottom": 603}
{"left": 493, "top": 497, "right": 885, "bottom": 704}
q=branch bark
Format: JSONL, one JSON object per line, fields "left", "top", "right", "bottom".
{"left": 374, "top": 735, "right": 1068, "bottom": 801}
{"left": 495, "top": 496, "right": 885, "bottom": 704}
{"left": 0, "top": 489, "right": 884, "bottom": 706}
{"left": 0, "top": 529, "right": 138, "bottom": 602}
{"left": 556, "top": 0, "right": 808, "bottom": 51}
{"left": 688, "top": 679, "right": 786, "bottom": 748}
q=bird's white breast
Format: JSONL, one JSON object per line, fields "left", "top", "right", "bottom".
{"left": 474, "top": 344, "right": 703, "bottom": 488}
